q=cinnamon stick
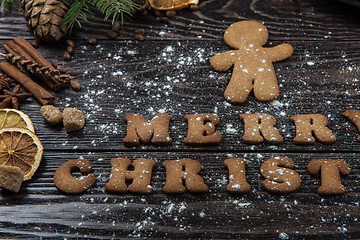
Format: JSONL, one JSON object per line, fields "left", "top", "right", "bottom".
{"left": 13, "top": 37, "right": 55, "bottom": 70}
{"left": 3, "top": 38, "right": 73, "bottom": 90}
{"left": 1, "top": 51, "right": 61, "bottom": 91}
{"left": 3, "top": 44, "right": 18, "bottom": 56}
{"left": 0, "top": 53, "right": 62, "bottom": 91}
{"left": 0, "top": 61, "right": 54, "bottom": 105}
{"left": 4, "top": 40, "right": 35, "bottom": 61}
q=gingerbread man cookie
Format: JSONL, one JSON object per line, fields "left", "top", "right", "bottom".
{"left": 210, "top": 21, "right": 293, "bottom": 104}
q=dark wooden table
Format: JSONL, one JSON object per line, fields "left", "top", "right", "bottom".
{"left": 1, "top": 0, "right": 360, "bottom": 239}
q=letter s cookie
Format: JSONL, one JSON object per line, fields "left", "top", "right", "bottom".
{"left": 260, "top": 157, "right": 301, "bottom": 193}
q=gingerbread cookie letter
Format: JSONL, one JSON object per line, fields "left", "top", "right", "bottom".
{"left": 240, "top": 113, "right": 283, "bottom": 144}
{"left": 184, "top": 113, "right": 222, "bottom": 145}
{"left": 307, "top": 159, "right": 350, "bottom": 195}
{"left": 54, "top": 159, "right": 96, "bottom": 194}
{"left": 224, "top": 158, "right": 251, "bottom": 194}
{"left": 123, "top": 113, "right": 172, "bottom": 146}
{"left": 210, "top": 21, "right": 293, "bottom": 104}
{"left": 162, "top": 159, "right": 208, "bottom": 194}
{"left": 105, "top": 158, "right": 155, "bottom": 194}
{"left": 260, "top": 157, "right": 301, "bottom": 193}
{"left": 344, "top": 110, "right": 360, "bottom": 141}
{"left": 290, "top": 114, "right": 336, "bottom": 144}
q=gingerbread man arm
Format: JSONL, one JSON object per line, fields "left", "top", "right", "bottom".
{"left": 210, "top": 51, "right": 236, "bottom": 72}
{"left": 264, "top": 44, "right": 293, "bottom": 63}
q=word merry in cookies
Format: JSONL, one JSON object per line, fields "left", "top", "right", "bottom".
{"left": 54, "top": 157, "right": 350, "bottom": 195}
{"left": 122, "top": 110, "right": 360, "bottom": 146}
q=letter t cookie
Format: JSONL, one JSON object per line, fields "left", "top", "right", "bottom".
{"left": 210, "top": 21, "right": 293, "bottom": 104}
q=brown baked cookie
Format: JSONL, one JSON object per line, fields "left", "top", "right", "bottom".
{"left": 105, "top": 158, "right": 155, "bottom": 194}
{"left": 210, "top": 20, "right": 293, "bottom": 104}
{"left": 307, "top": 159, "right": 350, "bottom": 195}
{"left": 184, "top": 113, "right": 222, "bottom": 145}
{"left": 224, "top": 158, "right": 251, "bottom": 194}
{"left": 63, "top": 108, "right": 86, "bottom": 132}
{"left": 260, "top": 157, "right": 301, "bottom": 193}
{"left": 0, "top": 165, "right": 23, "bottom": 193}
{"left": 290, "top": 114, "right": 336, "bottom": 144}
{"left": 344, "top": 110, "right": 360, "bottom": 141}
{"left": 240, "top": 113, "right": 283, "bottom": 144}
{"left": 123, "top": 113, "right": 172, "bottom": 146}
{"left": 54, "top": 159, "right": 96, "bottom": 194}
{"left": 162, "top": 159, "right": 208, "bottom": 194}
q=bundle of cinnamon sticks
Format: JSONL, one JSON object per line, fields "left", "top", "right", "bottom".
{"left": 0, "top": 37, "right": 75, "bottom": 106}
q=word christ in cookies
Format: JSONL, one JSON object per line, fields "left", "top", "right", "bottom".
{"left": 54, "top": 156, "right": 350, "bottom": 196}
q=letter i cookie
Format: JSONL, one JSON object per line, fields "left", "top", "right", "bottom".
{"left": 210, "top": 21, "right": 293, "bottom": 104}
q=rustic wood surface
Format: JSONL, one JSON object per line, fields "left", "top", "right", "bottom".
{"left": 1, "top": 0, "right": 360, "bottom": 239}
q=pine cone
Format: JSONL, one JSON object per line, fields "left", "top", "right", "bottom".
{"left": 20, "top": 0, "right": 69, "bottom": 42}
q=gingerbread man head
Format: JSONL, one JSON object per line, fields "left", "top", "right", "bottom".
{"left": 224, "top": 21, "right": 269, "bottom": 49}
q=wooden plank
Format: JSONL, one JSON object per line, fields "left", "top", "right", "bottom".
{"left": 1, "top": 0, "right": 360, "bottom": 41}
{"left": 0, "top": 0, "right": 360, "bottom": 238}
{"left": 0, "top": 151, "right": 358, "bottom": 239}
{"left": 0, "top": 39, "right": 359, "bottom": 152}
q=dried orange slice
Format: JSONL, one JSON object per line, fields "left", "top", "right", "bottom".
{"left": 0, "top": 127, "right": 43, "bottom": 181}
{"left": 149, "top": 0, "right": 198, "bottom": 10}
{"left": 0, "top": 109, "right": 35, "bottom": 132}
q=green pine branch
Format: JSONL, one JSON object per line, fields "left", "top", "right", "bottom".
{"left": 63, "top": 0, "right": 137, "bottom": 34}
{"left": 0, "top": 0, "right": 16, "bottom": 12}
{"left": 91, "top": 0, "right": 136, "bottom": 23}
{"left": 63, "top": 0, "right": 92, "bottom": 34}
{"left": 1, "top": 0, "right": 137, "bottom": 35}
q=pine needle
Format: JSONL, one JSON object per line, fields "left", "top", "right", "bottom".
{"left": 89, "top": 0, "right": 137, "bottom": 24}
{"left": 63, "top": 0, "right": 137, "bottom": 34}
{"left": 63, "top": 0, "right": 92, "bottom": 34}
{"left": 0, "top": 0, "right": 16, "bottom": 12}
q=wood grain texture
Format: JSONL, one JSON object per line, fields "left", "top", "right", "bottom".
{"left": 1, "top": 152, "right": 359, "bottom": 239}
{"left": 0, "top": 0, "right": 360, "bottom": 239}
{"left": 0, "top": 39, "right": 358, "bottom": 153}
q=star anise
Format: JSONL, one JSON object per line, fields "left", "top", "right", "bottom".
{"left": 0, "top": 85, "right": 32, "bottom": 109}
{"left": 0, "top": 74, "right": 14, "bottom": 91}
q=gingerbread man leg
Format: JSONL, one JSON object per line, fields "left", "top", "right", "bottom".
{"left": 224, "top": 69, "right": 253, "bottom": 104}
{"left": 253, "top": 71, "right": 279, "bottom": 102}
